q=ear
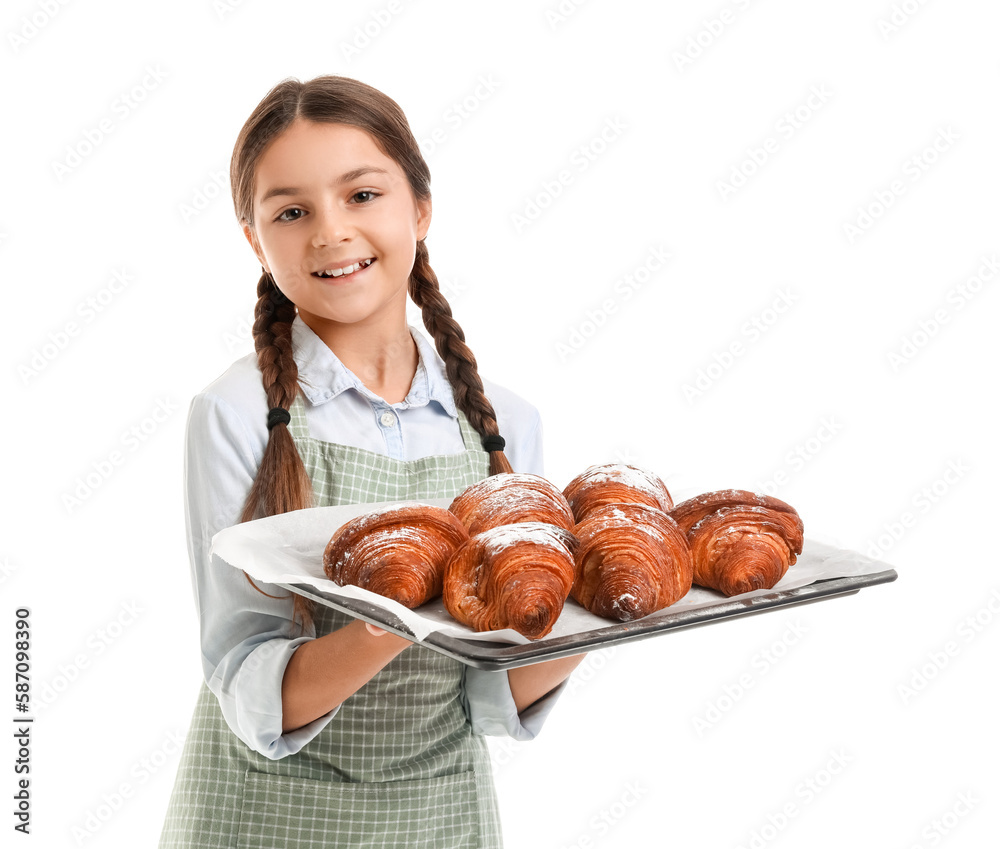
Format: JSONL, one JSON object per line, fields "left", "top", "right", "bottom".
{"left": 243, "top": 223, "right": 269, "bottom": 272}
{"left": 415, "top": 196, "right": 432, "bottom": 242}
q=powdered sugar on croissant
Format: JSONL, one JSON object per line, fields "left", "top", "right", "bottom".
{"left": 563, "top": 463, "right": 674, "bottom": 523}
{"left": 571, "top": 503, "right": 693, "bottom": 621}
{"left": 671, "top": 490, "right": 804, "bottom": 597}
{"left": 443, "top": 522, "right": 577, "bottom": 639}
{"left": 448, "top": 473, "right": 576, "bottom": 535}
{"left": 323, "top": 503, "right": 469, "bottom": 608}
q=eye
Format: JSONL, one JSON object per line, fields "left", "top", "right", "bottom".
{"left": 275, "top": 207, "right": 305, "bottom": 222}
{"left": 351, "top": 190, "right": 380, "bottom": 204}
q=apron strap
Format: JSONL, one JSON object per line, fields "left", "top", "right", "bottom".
{"left": 454, "top": 407, "right": 484, "bottom": 455}
{"left": 286, "top": 390, "right": 311, "bottom": 442}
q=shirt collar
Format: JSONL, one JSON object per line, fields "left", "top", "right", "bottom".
{"left": 291, "top": 314, "right": 458, "bottom": 417}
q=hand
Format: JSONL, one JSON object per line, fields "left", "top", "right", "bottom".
{"left": 363, "top": 621, "right": 414, "bottom": 646}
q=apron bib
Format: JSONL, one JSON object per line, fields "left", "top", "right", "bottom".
{"left": 160, "top": 393, "right": 502, "bottom": 848}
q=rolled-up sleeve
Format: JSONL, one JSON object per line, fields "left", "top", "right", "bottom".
{"left": 462, "top": 668, "right": 569, "bottom": 740}
{"left": 185, "top": 391, "right": 339, "bottom": 759}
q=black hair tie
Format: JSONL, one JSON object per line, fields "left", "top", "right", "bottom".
{"left": 481, "top": 434, "right": 506, "bottom": 453}
{"left": 267, "top": 407, "right": 291, "bottom": 431}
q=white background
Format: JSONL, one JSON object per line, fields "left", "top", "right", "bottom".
{"left": 3, "top": 0, "right": 998, "bottom": 846}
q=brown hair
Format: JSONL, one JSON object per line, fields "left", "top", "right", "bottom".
{"left": 230, "top": 75, "right": 513, "bottom": 626}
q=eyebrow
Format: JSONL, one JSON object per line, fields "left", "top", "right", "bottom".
{"left": 259, "top": 166, "right": 391, "bottom": 205}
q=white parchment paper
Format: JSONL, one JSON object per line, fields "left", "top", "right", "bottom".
{"left": 210, "top": 498, "right": 897, "bottom": 645}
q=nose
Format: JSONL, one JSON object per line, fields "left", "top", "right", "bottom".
{"left": 310, "top": 203, "right": 353, "bottom": 247}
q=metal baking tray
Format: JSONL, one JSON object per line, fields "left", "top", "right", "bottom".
{"left": 279, "top": 568, "right": 897, "bottom": 671}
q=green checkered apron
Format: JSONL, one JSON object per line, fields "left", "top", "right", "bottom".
{"left": 159, "top": 392, "right": 503, "bottom": 848}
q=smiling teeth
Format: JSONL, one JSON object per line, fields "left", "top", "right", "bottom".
{"left": 318, "top": 258, "right": 374, "bottom": 278}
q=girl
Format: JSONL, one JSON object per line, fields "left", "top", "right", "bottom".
{"left": 159, "top": 75, "right": 583, "bottom": 848}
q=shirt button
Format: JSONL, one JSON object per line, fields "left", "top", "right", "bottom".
{"left": 379, "top": 411, "right": 397, "bottom": 427}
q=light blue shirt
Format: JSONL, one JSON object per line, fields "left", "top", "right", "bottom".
{"left": 184, "top": 315, "right": 563, "bottom": 759}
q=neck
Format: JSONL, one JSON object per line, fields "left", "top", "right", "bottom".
{"left": 301, "top": 313, "right": 418, "bottom": 404}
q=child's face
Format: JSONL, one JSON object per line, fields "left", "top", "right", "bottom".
{"left": 244, "top": 119, "right": 431, "bottom": 338}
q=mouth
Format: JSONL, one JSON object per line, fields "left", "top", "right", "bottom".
{"left": 311, "top": 257, "right": 376, "bottom": 279}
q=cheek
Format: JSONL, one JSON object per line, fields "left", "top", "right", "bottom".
{"left": 383, "top": 198, "right": 424, "bottom": 245}
{"left": 382, "top": 218, "right": 420, "bottom": 267}
{"left": 269, "top": 277, "right": 299, "bottom": 305}
{"left": 264, "top": 237, "right": 305, "bottom": 277}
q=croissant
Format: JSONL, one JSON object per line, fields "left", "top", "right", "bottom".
{"left": 563, "top": 463, "right": 674, "bottom": 522}
{"left": 323, "top": 503, "right": 469, "bottom": 608}
{"left": 671, "top": 489, "right": 800, "bottom": 535}
{"left": 448, "top": 473, "right": 576, "bottom": 535}
{"left": 572, "top": 503, "right": 693, "bottom": 621}
{"left": 443, "top": 522, "right": 578, "bottom": 639}
{"left": 671, "top": 490, "right": 804, "bottom": 597}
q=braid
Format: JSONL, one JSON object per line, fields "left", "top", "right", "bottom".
{"left": 239, "top": 270, "right": 316, "bottom": 628}
{"left": 408, "top": 241, "right": 514, "bottom": 476}
{"left": 252, "top": 272, "right": 300, "bottom": 414}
